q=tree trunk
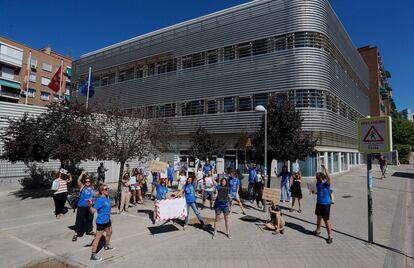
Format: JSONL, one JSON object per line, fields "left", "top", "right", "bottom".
{"left": 115, "top": 161, "right": 125, "bottom": 208}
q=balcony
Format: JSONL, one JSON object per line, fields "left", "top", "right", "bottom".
{"left": 0, "top": 42, "right": 23, "bottom": 68}
{"left": 0, "top": 70, "right": 20, "bottom": 83}
{"left": 0, "top": 78, "right": 21, "bottom": 100}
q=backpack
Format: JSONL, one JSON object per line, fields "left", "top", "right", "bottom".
{"left": 68, "top": 188, "right": 85, "bottom": 212}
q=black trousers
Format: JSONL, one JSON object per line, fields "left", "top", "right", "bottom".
{"left": 75, "top": 206, "right": 94, "bottom": 236}
{"left": 53, "top": 192, "right": 67, "bottom": 215}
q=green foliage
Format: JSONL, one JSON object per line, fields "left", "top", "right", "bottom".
{"left": 19, "top": 164, "right": 55, "bottom": 189}
{"left": 394, "top": 144, "right": 412, "bottom": 164}
{"left": 253, "top": 96, "right": 317, "bottom": 164}
{"left": 189, "top": 126, "right": 225, "bottom": 160}
{"left": 392, "top": 113, "right": 414, "bottom": 148}
{"left": 2, "top": 102, "right": 103, "bottom": 167}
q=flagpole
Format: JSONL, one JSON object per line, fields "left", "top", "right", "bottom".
{"left": 59, "top": 60, "right": 63, "bottom": 101}
{"left": 25, "top": 51, "right": 32, "bottom": 105}
{"left": 86, "top": 67, "right": 91, "bottom": 109}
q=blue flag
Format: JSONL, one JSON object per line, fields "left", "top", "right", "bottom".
{"left": 79, "top": 73, "right": 94, "bottom": 98}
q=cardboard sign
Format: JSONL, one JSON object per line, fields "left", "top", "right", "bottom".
{"left": 155, "top": 198, "right": 187, "bottom": 222}
{"left": 358, "top": 116, "right": 392, "bottom": 153}
{"left": 262, "top": 188, "right": 280, "bottom": 202}
{"left": 216, "top": 158, "right": 224, "bottom": 174}
{"left": 150, "top": 160, "right": 168, "bottom": 173}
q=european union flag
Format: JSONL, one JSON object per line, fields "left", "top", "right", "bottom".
{"left": 79, "top": 74, "right": 95, "bottom": 98}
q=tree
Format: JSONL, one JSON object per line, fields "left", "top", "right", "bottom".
{"left": 188, "top": 126, "right": 225, "bottom": 161}
{"left": 2, "top": 102, "right": 101, "bottom": 168}
{"left": 91, "top": 104, "right": 174, "bottom": 204}
{"left": 392, "top": 113, "right": 414, "bottom": 148}
{"left": 253, "top": 95, "right": 317, "bottom": 184}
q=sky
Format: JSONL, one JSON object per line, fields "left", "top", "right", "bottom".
{"left": 0, "top": 0, "right": 412, "bottom": 111}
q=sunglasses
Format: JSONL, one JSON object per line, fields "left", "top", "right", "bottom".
{"left": 85, "top": 180, "right": 91, "bottom": 183}
{"left": 103, "top": 188, "right": 109, "bottom": 191}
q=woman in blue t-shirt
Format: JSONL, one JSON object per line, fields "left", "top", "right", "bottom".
{"left": 90, "top": 184, "right": 114, "bottom": 261}
{"left": 72, "top": 171, "right": 94, "bottom": 242}
{"left": 212, "top": 178, "right": 232, "bottom": 239}
{"left": 312, "top": 163, "right": 333, "bottom": 244}
{"left": 179, "top": 177, "right": 205, "bottom": 230}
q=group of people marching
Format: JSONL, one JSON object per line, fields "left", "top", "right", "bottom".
{"left": 50, "top": 159, "right": 334, "bottom": 261}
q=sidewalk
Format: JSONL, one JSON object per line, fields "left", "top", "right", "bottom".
{"left": 0, "top": 163, "right": 412, "bottom": 268}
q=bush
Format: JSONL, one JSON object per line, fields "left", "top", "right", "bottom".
{"left": 394, "top": 144, "right": 412, "bottom": 164}
{"left": 20, "top": 164, "right": 56, "bottom": 189}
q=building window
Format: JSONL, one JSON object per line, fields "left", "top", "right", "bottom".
{"left": 223, "top": 46, "right": 235, "bottom": 61}
{"left": 42, "top": 62, "right": 52, "bottom": 72}
{"left": 181, "top": 102, "right": 191, "bottom": 116}
{"left": 29, "top": 71, "right": 36, "bottom": 82}
{"left": 192, "top": 52, "right": 205, "bottom": 67}
{"left": 252, "top": 39, "right": 268, "bottom": 55}
{"left": 165, "top": 103, "right": 176, "bottom": 117}
{"left": 30, "top": 58, "right": 37, "bottom": 68}
{"left": 40, "top": 91, "right": 50, "bottom": 101}
{"left": 238, "top": 96, "right": 252, "bottom": 111}
{"left": 253, "top": 93, "right": 269, "bottom": 108}
{"left": 207, "top": 50, "right": 218, "bottom": 64}
{"left": 137, "top": 65, "right": 144, "bottom": 78}
{"left": 147, "top": 63, "right": 155, "bottom": 76}
{"left": 119, "top": 68, "right": 134, "bottom": 82}
{"left": 93, "top": 75, "right": 100, "bottom": 87}
{"left": 101, "top": 73, "right": 115, "bottom": 85}
{"left": 0, "top": 66, "right": 17, "bottom": 80}
{"left": 237, "top": 42, "right": 251, "bottom": 58}
{"left": 41, "top": 77, "right": 51, "bottom": 86}
{"left": 182, "top": 55, "right": 193, "bottom": 69}
{"left": 191, "top": 100, "right": 204, "bottom": 115}
{"left": 27, "top": 88, "right": 36, "bottom": 98}
{"left": 274, "top": 36, "right": 287, "bottom": 51}
{"left": 207, "top": 100, "right": 217, "bottom": 114}
{"left": 224, "top": 97, "right": 235, "bottom": 113}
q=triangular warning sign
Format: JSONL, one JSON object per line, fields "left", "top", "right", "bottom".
{"left": 363, "top": 126, "right": 384, "bottom": 142}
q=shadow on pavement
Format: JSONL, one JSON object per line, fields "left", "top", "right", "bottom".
{"left": 148, "top": 224, "right": 179, "bottom": 235}
{"left": 137, "top": 209, "right": 154, "bottom": 223}
{"left": 284, "top": 213, "right": 414, "bottom": 260}
{"left": 10, "top": 188, "right": 53, "bottom": 200}
{"left": 285, "top": 222, "right": 314, "bottom": 236}
{"left": 392, "top": 172, "right": 414, "bottom": 179}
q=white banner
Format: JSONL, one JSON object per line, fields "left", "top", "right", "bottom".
{"left": 155, "top": 198, "right": 187, "bottom": 222}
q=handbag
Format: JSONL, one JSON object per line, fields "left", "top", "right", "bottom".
{"left": 51, "top": 180, "right": 59, "bottom": 191}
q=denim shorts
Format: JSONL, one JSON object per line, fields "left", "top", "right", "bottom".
{"left": 203, "top": 191, "right": 214, "bottom": 200}
{"left": 215, "top": 206, "right": 230, "bottom": 216}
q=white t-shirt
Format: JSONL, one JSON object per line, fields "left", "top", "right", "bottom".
{"left": 204, "top": 176, "right": 214, "bottom": 192}
{"left": 197, "top": 170, "right": 203, "bottom": 180}
{"left": 178, "top": 175, "right": 187, "bottom": 189}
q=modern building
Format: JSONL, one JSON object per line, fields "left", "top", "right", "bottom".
{"left": 401, "top": 108, "right": 414, "bottom": 122}
{"left": 73, "top": 0, "right": 370, "bottom": 178}
{"left": 358, "top": 45, "right": 394, "bottom": 116}
{"left": 0, "top": 36, "right": 72, "bottom": 106}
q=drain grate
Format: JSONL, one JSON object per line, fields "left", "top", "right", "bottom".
{"left": 341, "top": 195, "right": 353, "bottom": 198}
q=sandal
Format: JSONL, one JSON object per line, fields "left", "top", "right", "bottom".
{"left": 86, "top": 231, "right": 95, "bottom": 236}
{"left": 327, "top": 237, "right": 333, "bottom": 244}
{"left": 72, "top": 234, "right": 78, "bottom": 242}
{"left": 311, "top": 230, "right": 321, "bottom": 235}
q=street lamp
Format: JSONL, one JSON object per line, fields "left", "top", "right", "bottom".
{"left": 255, "top": 105, "right": 268, "bottom": 187}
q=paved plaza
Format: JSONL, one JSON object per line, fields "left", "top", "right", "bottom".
{"left": 0, "top": 163, "right": 413, "bottom": 268}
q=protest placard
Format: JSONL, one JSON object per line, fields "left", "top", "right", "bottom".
{"left": 262, "top": 188, "right": 280, "bottom": 202}
{"left": 150, "top": 160, "right": 168, "bottom": 173}
{"left": 155, "top": 198, "right": 187, "bottom": 222}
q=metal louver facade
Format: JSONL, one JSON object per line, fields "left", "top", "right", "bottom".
{"left": 73, "top": 0, "right": 370, "bottom": 151}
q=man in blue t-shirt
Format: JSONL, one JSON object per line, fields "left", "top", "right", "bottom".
{"left": 167, "top": 162, "right": 174, "bottom": 188}
{"left": 202, "top": 159, "right": 213, "bottom": 177}
{"left": 245, "top": 161, "right": 257, "bottom": 202}
{"left": 228, "top": 173, "right": 246, "bottom": 215}
{"left": 312, "top": 163, "right": 333, "bottom": 244}
{"left": 277, "top": 165, "right": 291, "bottom": 202}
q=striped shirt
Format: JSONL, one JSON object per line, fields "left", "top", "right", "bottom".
{"left": 54, "top": 179, "right": 68, "bottom": 194}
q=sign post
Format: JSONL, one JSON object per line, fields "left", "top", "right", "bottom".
{"left": 358, "top": 116, "right": 392, "bottom": 244}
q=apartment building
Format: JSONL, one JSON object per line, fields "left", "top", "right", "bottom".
{"left": 0, "top": 36, "right": 72, "bottom": 106}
